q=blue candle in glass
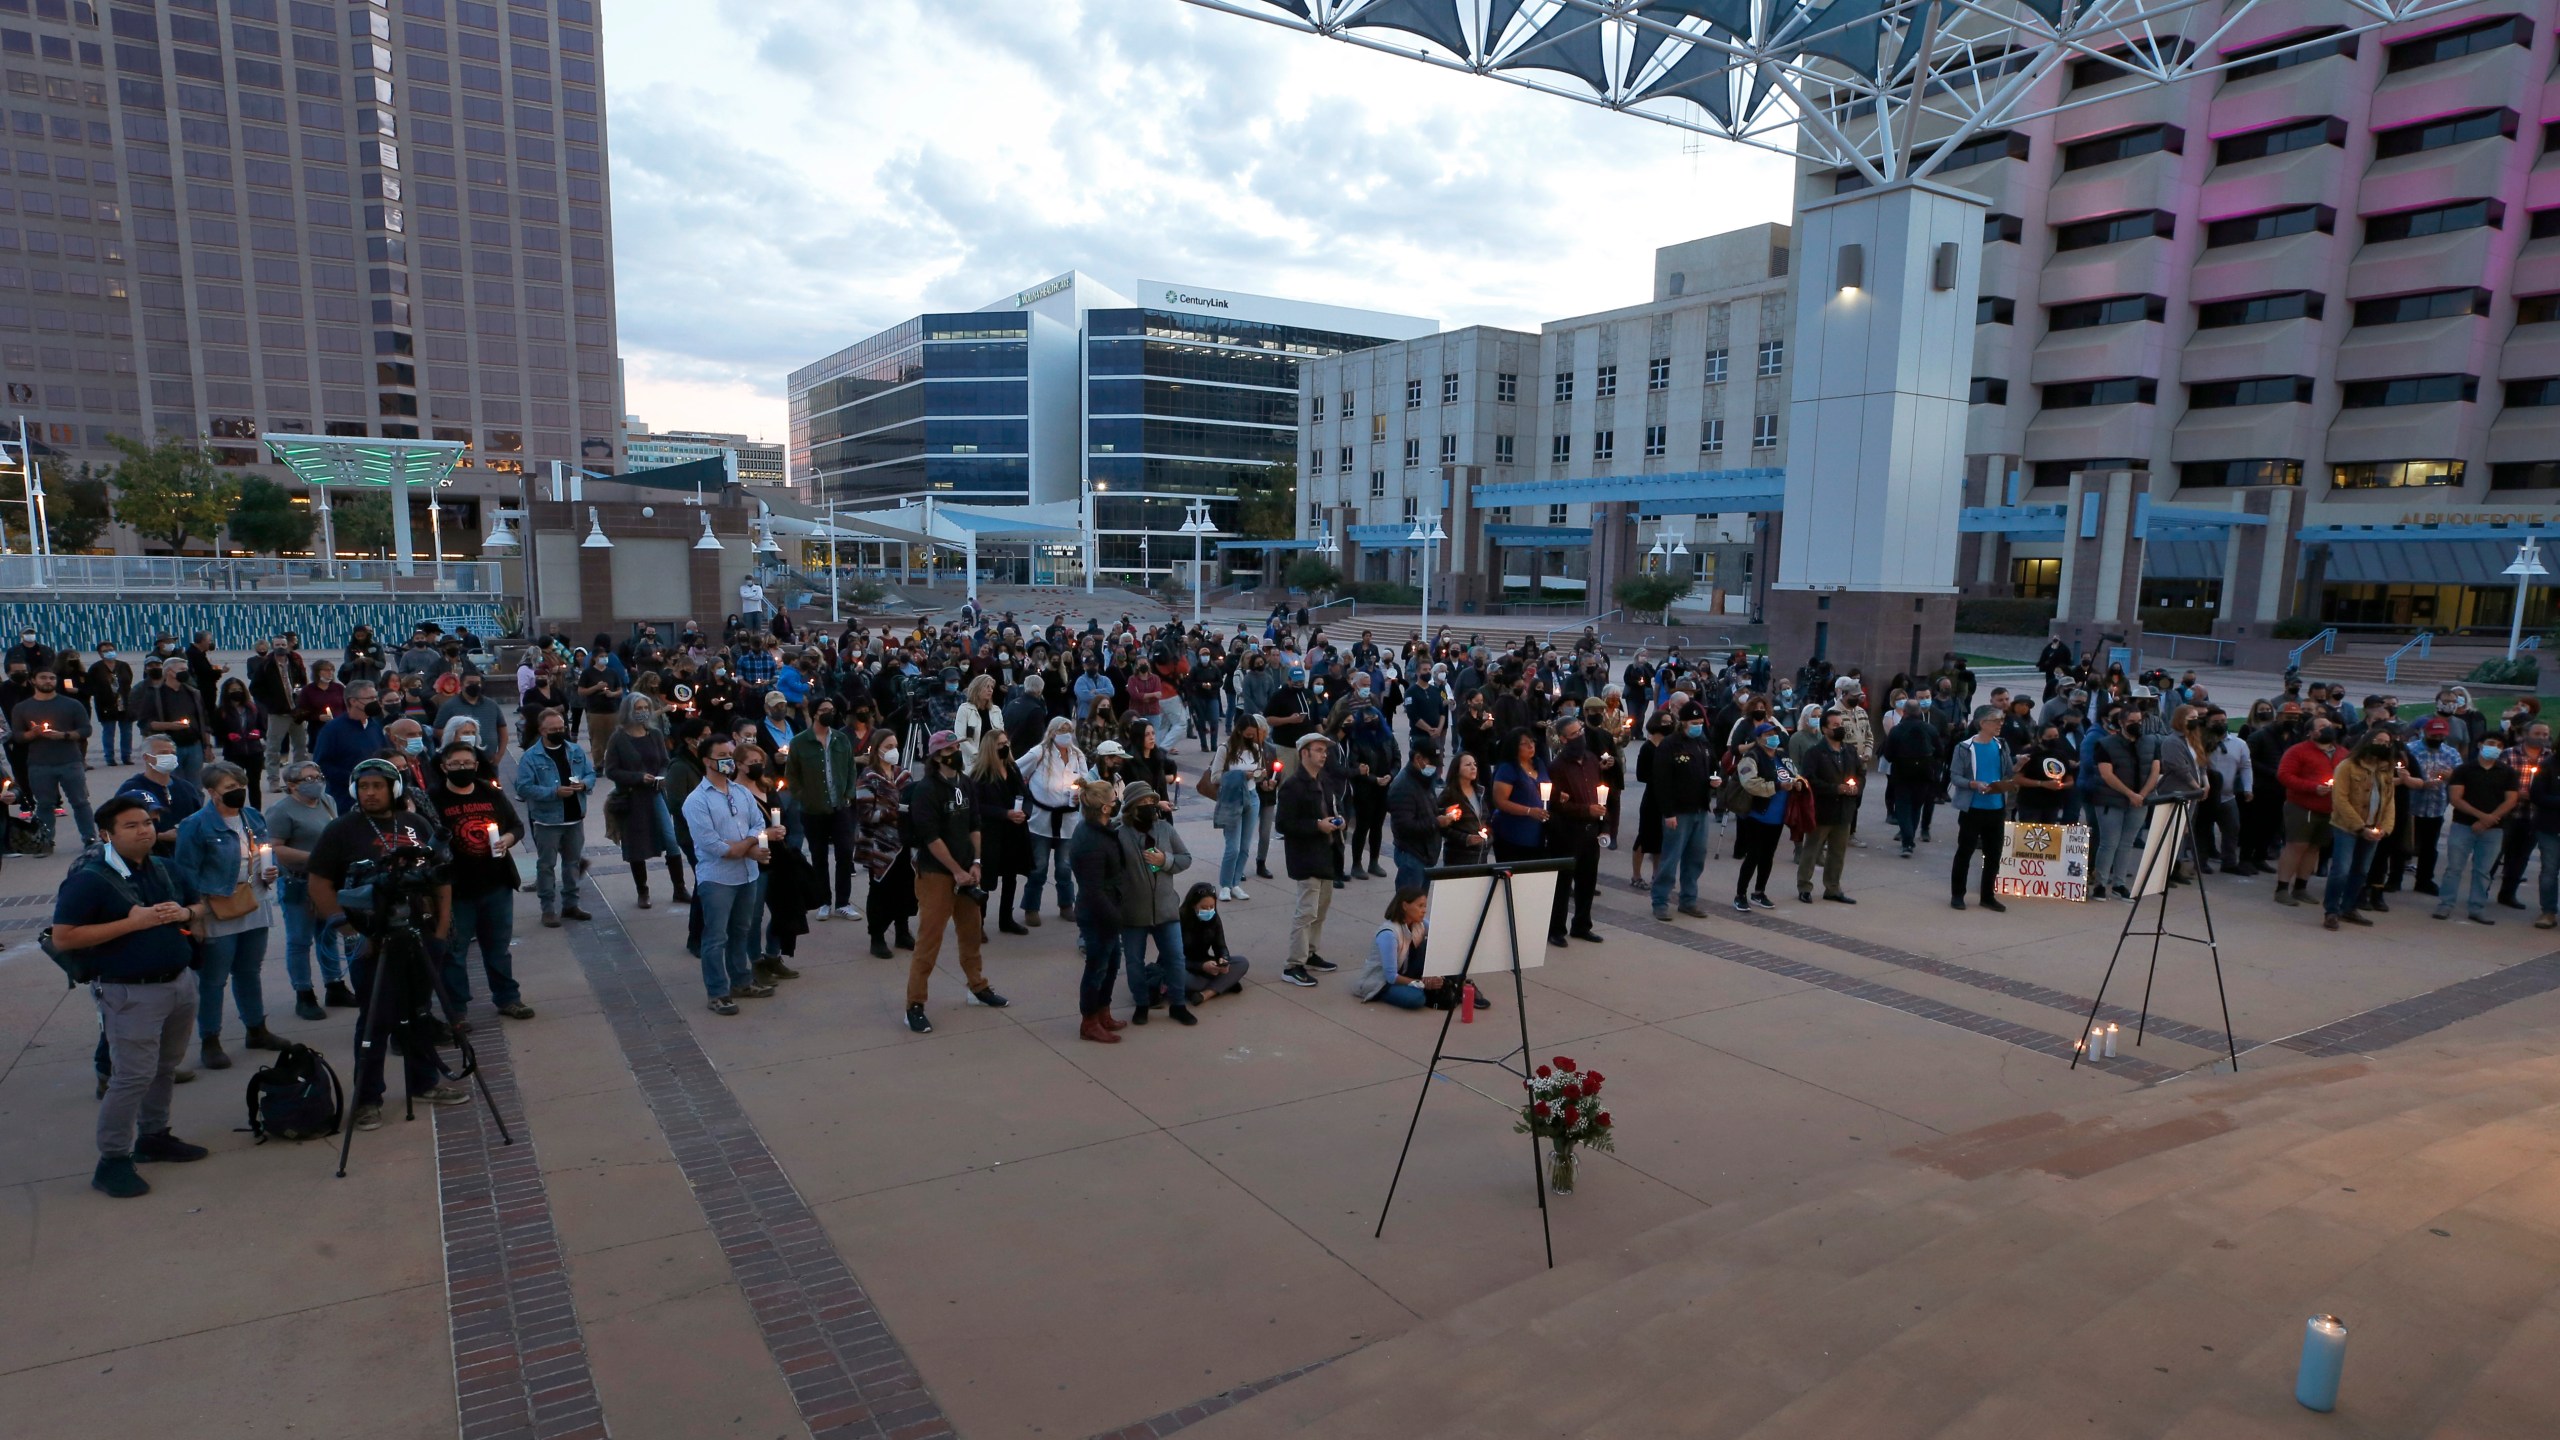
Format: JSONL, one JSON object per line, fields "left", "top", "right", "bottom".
{"left": 2295, "top": 1314, "right": 2347, "bottom": 1412}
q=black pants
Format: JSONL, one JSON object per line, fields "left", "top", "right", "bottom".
{"left": 1734, "top": 816, "right": 1783, "bottom": 899}
{"left": 2412, "top": 816, "right": 2444, "bottom": 890}
{"left": 1951, "top": 807, "right": 2005, "bottom": 899}
{"left": 804, "top": 806, "right": 857, "bottom": 908}
{"left": 1538, "top": 826, "right": 1599, "bottom": 938}
{"left": 350, "top": 939, "right": 442, "bottom": 1108}
{"left": 2498, "top": 821, "right": 2534, "bottom": 901}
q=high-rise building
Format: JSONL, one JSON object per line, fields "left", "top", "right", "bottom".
{"left": 625, "top": 422, "right": 786, "bottom": 488}
{"left": 0, "top": 0, "right": 619, "bottom": 552}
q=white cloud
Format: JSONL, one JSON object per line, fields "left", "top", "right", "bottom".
{"left": 603, "top": 0, "right": 1794, "bottom": 443}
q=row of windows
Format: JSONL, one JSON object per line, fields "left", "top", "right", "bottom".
{"left": 2010, "top": 458, "right": 2560, "bottom": 492}
{"left": 1309, "top": 414, "right": 1780, "bottom": 472}
{"left": 1989, "top": 194, "right": 2553, "bottom": 260}
{"left": 1317, "top": 350, "right": 1768, "bottom": 420}
{"left": 1977, "top": 285, "right": 2532, "bottom": 334}
{"left": 1984, "top": 372, "right": 2503, "bottom": 410}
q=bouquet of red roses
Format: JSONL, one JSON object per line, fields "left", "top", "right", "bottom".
{"left": 1516, "top": 1055, "right": 1615, "bottom": 1156}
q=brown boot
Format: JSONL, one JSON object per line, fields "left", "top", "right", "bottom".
{"left": 1079, "top": 1012, "right": 1121, "bottom": 1045}
{"left": 1099, "top": 1011, "right": 1127, "bottom": 1032}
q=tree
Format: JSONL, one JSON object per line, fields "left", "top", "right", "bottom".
{"left": 331, "top": 490, "right": 395, "bottom": 557}
{"left": 1236, "top": 461, "right": 1297, "bottom": 540}
{"left": 51, "top": 465, "right": 114, "bottom": 552}
{"left": 1614, "top": 572, "right": 1695, "bottom": 619}
{"left": 1284, "top": 556, "right": 1342, "bottom": 593}
{"left": 225, "top": 475, "right": 315, "bottom": 555}
{"left": 107, "top": 434, "right": 235, "bottom": 553}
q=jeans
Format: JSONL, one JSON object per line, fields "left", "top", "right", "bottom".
{"left": 174, "top": 740, "right": 204, "bottom": 787}
{"left": 697, "top": 880, "right": 759, "bottom": 999}
{"left": 278, "top": 878, "right": 348, "bottom": 992}
{"left": 744, "top": 871, "right": 770, "bottom": 961}
{"left": 1026, "top": 830, "right": 1078, "bottom": 915}
{"left": 1889, "top": 792, "right": 1923, "bottom": 850}
{"left": 1120, "top": 920, "right": 1185, "bottom": 1011}
{"left": 99, "top": 717, "right": 133, "bottom": 766}
{"left": 1393, "top": 846, "right": 1430, "bottom": 894}
{"left": 532, "top": 821, "right": 585, "bottom": 914}
{"left": 1218, "top": 793, "right": 1259, "bottom": 890}
{"left": 2323, "top": 829, "right": 2379, "bottom": 917}
{"left": 1076, "top": 917, "right": 1121, "bottom": 1016}
{"left": 196, "top": 927, "right": 270, "bottom": 1039}
{"left": 2538, "top": 832, "right": 2560, "bottom": 917}
{"left": 2437, "top": 822, "right": 2500, "bottom": 917}
{"left": 27, "top": 762, "right": 96, "bottom": 847}
{"left": 93, "top": 974, "right": 195, "bottom": 1158}
{"left": 1652, "top": 809, "right": 1711, "bottom": 910}
{"left": 2090, "top": 804, "right": 2138, "bottom": 891}
{"left": 1369, "top": 982, "right": 1427, "bottom": 1009}
{"left": 441, "top": 887, "right": 521, "bottom": 1008}
{"left": 804, "top": 806, "right": 856, "bottom": 908}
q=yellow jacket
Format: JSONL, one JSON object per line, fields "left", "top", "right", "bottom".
{"left": 2327, "top": 753, "right": 2398, "bottom": 835}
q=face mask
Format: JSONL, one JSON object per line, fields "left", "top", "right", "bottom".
{"left": 463, "top": 681, "right": 482, "bottom": 697}
{"left": 1762, "top": 734, "right": 1783, "bottom": 750}
{"left": 100, "top": 650, "right": 115, "bottom": 660}
{"left": 1825, "top": 729, "right": 1845, "bottom": 743}
{"left": 1685, "top": 723, "right": 1704, "bottom": 739}
{"left": 816, "top": 710, "right": 837, "bottom": 727}
{"left": 715, "top": 758, "right": 736, "bottom": 776}
{"left": 403, "top": 737, "right": 426, "bottom": 756}
{"left": 940, "top": 751, "right": 962, "bottom": 769}
{"left": 150, "top": 752, "right": 178, "bottom": 774}
{"left": 443, "top": 765, "right": 476, "bottom": 782}
{"left": 17, "top": 633, "right": 30, "bottom": 644}
{"left": 2480, "top": 745, "right": 2503, "bottom": 763}
{"left": 1419, "top": 764, "right": 1437, "bottom": 778}
{"left": 216, "top": 788, "right": 244, "bottom": 811}
{"left": 293, "top": 779, "right": 325, "bottom": 802}
{"left": 365, "top": 701, "right": 385, "bottom": 719}
{"left": 1197, "top": 907, "right": 1216, "bottom": 922}
{"left": 945, "top": 681, "right": 959, "bottom": 694}
{"left": 744, "top": 762, "right": 765, "bottom": 779}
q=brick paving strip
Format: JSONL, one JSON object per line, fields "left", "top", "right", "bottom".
{"left": 2272, "top": 949, "right": 2560, "bottom": 1056}
{"left": 1085, "top": 1355, "right": 1345, "bottom": 1440}
{"left": 433, "top": 1011, "right": 613, "bottom": 1440}
{"left": 563, "top": 899, "right": 959, "bottom": 1440}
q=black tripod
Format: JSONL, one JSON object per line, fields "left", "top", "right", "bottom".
{"left": 2070, "top": 797, "right": 2240, "bottom": 1073}
{"left": 336, "top": 922, "right": 512, "bottom": 1177}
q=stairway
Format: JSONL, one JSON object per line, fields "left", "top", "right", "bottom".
{"left": 1185, "top": 1039, "right": 2560, "bottom": 1439}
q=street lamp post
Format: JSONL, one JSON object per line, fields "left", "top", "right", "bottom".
{"left": 825, "top": 497, "right": 840, "bottom": 623}
{"left": 2505, "top": 537, "right": 2548, "bottom": 661}
{"left": 1178, "top": 498, "right": 1217, "bottom": 632}
{"left": 1408, "top": 510, "right": 1448, "bottom": 653}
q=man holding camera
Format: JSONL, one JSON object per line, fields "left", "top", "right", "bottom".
{"left": 305, "top": 757, "right": 472, "bottom": 1131}
{"left": 55, "top": 795, "right": 215, "bottom": 1198}
{"left": 901, "top": 729, "right": 1009, "bottom": 1034}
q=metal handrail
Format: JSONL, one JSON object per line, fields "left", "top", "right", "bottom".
{"left": 1306, "top": 595, "right": 1357, "bottom": 621}
{"left": 2382, "top": 631, "right": 2434, "bottom": 684}
{"left": 1545, "top": 608, "right": 1620, "bottom": 643}
{"left": 2143, "top": 631, "right": 2236, "bottom": 666}
{"left": 2525, "top": 635, "right": 2543, "bottom": 652}
{"left": 2285, "top": 627, "right": 2338, "bottom": 671}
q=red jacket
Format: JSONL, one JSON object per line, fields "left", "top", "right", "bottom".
{"left": 2277, "top": 739, "right": 2342, "bottom": 813}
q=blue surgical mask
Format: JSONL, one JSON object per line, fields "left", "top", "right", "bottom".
{"left": 1197, "top": 907, "right": 1217, "bottom": 922}
{"left": 2480, "top": 745, "right": 2503, "bottom": 763}
{"left": 1419, "top": 764, "right": 1436, "bottom": 778}
{"left": 1761, "top": 734, "right": 1782, "bottom": 750}
{"left": 403, "top": 737, "right": 426, "bottom": 756}
{"left": 1685, "top": 723, "right": 1704, "bottom": 739}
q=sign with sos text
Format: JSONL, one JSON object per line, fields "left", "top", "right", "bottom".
{"left": 1996, "top": 821, "right": 2089, "bottom": 903}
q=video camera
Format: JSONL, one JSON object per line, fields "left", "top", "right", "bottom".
{"left": 338, "top": 839, "right": 449, "bottom": 938}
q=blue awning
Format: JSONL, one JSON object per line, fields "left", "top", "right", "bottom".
{"left": 1346, "top": 523, "right": 1428, "bottom": 549}
{"left": 1472, "top": 468, "right": 1786, "bottom": 513}
{"left": 1487, "top": 524, "right": 1593, "bottom": 546}
{"left": 2135, "top": 496, "right": 2268, "bottom": 537}
{"left": 1216, "top": 538, "right": 1317, "bottom": 554}
{"left": 2143, "top": 536, "right": 2231, "bottom": 580}
{"left": 1960, "top": 503, "right": 2067, "bottom": 538}
{"left": 2301, "top": 540, "right": 2525, "bottom": 585}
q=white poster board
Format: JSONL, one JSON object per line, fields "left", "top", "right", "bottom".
{"left": 1995, "top": 821, "right": 2090, "bottom": 903}
{"left": 1420, "top": 868, "right": 1559, "bottom": 977}
{"left": 2128, "top": 803, "right": 2189, "bottom": 899}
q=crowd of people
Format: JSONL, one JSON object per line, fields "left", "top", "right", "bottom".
{"left": 32, "top": 606, "right": 2548, "bottom": 1198}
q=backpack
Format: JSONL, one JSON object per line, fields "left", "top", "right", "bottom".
{"left": 244, "top": 1043, "right": 345, "bottom": 1143}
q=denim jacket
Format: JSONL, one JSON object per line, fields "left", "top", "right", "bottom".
{"left": 174, "top": 802, "right": 271, "bottom": 900}
{"left": 512, "top": 739, "right": 598, "bottom": 826}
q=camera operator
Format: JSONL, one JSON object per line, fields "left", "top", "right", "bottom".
{"left": 56, "top": 794, "right": 216, "bottom": 1198}
{"left": 428, "top": 739, "right": 534, "bottom": 1023}
{"left": 304, "top": 757, "right": 471, "bottom": 1131}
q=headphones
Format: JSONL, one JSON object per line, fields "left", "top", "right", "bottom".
{"left": 351, "top": 756, "right": 405, "bottom": 800}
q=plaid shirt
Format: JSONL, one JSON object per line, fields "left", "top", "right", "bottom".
{"left": 734, "top": 649, "right": 777, "bottom": 686}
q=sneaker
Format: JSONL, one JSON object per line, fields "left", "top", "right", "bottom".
{"left": 2273, "top": 887, "right": 2300, "bottom": 907}
{"left": 1824, "top": 892, "right": 1858, "bottom": 905}
{"left": 1219, "top": 886, "right": 1236, "bottom": 901}
{"left": 2538, "top": 915, "right": 2558, "bottom": 930}
{"left": 294, "top": 989, "right": 326, "bottom": 1022}
{"left": 1732, "top": 897, "right": 1752, "bottom": 913}
{"left": 966, "top": 987, "right": 1011, "bottom": 1008}
{"left": 1653, "top": 906, "right": 1674, "bottom": 922}
{"left": 496, "top": 1002, "right": 536, "bottom": 1020}
{"left": 324, "top": 981, "right": 359, "bottom": 1008}
{"left": 839, "top": 903, "right": 862, "bottom": 920}
{"left": 352, "top": 1104, "right": 384, "bottom": 1131}
{"left": 1980, "top": 897, "right": 2008, "bottom": 913}
{"left": 811, "top": 905, "right": 833, "bottom": 922}
{"left": 422, "top": 1084, "right": 474, "bottom": 1106}
{"left": 1752, "top": 893, "right": 1775, "bottom": 910}
{"left": 733, "top": 981, "right": 777, "bottom": 999}
{"left": 1304, "top": 954, "right": 1339, "bottom": 973}
{"left": 92, "top": 1155, "right": 150, "bottom": 1198}
{"left": 561, "top": 905, "right": 594, "bottom": 922}
{"left": 1281, "top": 965, "right": 1318, "bottom": 988}
{"left": 905, "top": 1004, "right": 933, "bottom": 1034}
{"left": 133, "top": 1130, "right": 210, "bottom": 1163}
{"left": 2111, "top": 885, "right": 2132, "bottom": 900}
{"left": 1231, "top": 887, "right": 1251, "bottom": 902}
{"left": 1900, "top": 846, "right": 1914, "bottom": 859}
{"left": 1677, "top": 904, "right": 1710, "bottom": 919}
{"left": 2432, "top": 906, "right": 2454, "bottom": 920}
{"left": 707, "top": 997, "right": 739, "bottom": 1016}
{"left": 1798, "top": 888, "right": 1814, "bottom": 903}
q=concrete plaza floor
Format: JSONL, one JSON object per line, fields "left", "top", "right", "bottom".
{"left": 2, "top": 768, "right": 2556, "bottom": 1439}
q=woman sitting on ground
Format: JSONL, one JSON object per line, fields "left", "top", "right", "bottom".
{"left": 1177, "top": 881, "right": 1249, "bottom": 1003}
{"left": 1353, "top": 886, "right": 1491, "bottom": 1011}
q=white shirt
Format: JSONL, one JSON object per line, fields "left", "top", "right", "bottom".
{"left": 738, "top": 579, "right": 766, "bottom": 612}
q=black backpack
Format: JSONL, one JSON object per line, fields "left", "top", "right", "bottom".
{"left": 243, "top": 1043, "right": 344, "bottom": 1143}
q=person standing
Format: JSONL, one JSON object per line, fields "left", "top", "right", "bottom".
{"left": 430, "top": 740, "right": 534, "bottom": 1021}
{"left": 2274, "top": 722, "right": 2345, "bottom": 908}
{"left": 1947, "top": 706, "right": 2014, "bottom": 912}
{"left": 1542, "top": 714, "right": 1606, "bottom": 945}
{"left": 134, "top": 660, "right": 209, "bottom": 785}
{"left": 54, "top": 795, "right": 215, "bottom": 1197}
{"left": 434, "top": 673, "right": 510, "bottom": 770}
{"left": 1796, "top": 716, "right": 1864, "bottom": 904}
{"left": 738, "top": 573, "right": 767, "bottom": 628}
{"left": 1111, "top": 780, "right": 1195, "bottom": 1026}
{"left": 901, "top": 730, "right": 1010, "bottom": 1033}
{"left": 513, "top": 707, "right": 596, "bottom": 927}
{"left": 969, "top": 729, "right": 1034, "bottom": 934}
{"left": 683, "top": 736, "right": 782, "bottom": 1016}
{"left": 88, "top": 643, "right": 135, "bottom": 767}
{"left": 1384, "top": 739, "right": 1447, "bottom": 894}
{"left": 311, "top": 680, "right": 385, "bottom": 810}
{"left": 249, "top": 634, "right": 308, "bottom": 785}
{"left": 785, "top": 698, "right": 863, "bottom": 922}
{"left": 173, "top": 762, "right": 283, "bottom": 1073}
{"left": 16, "top": 664, "right": 95, "bottom": 854}
{"left": 605, "top": 695, "right": 688, "bottom": 909}
{"left": 1211, "top": 721, "right": 1265, "bottom": 900}
{"left": 2404, "top": 718, "right": 2462, "bottom": 897}
{"left": 2435, "top": 738, "right": 2517, "bottom": 923}
{"left": 1020, "top": 717, "right": 1084, "bottom": 922}
{"left": 2321, "top": 730, "right": 2398, "bottom": 930}
{"left": 1068, "top": 783, "right": 1129, "bottom": 1044}
{"left": 2089, "top": 708, "right": 2157, "bottom": 901}
{"left": 1729, "top": 723, "right": 1796, "bottom": 911}
{"left": 1275, "top": 732, "right": 1348, "bottom": 989}
{"left": 267, "top": 760, "right": 353, "bottom": 1021}
{"left": 854, "top": 728, "right": 918, "bottom": 959}
{"left": 1648, "top": 703, "right": 1717, "bottom": 921}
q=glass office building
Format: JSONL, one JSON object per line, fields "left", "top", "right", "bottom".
{"left": 795, "top": 312, "right": 1033, "bottom": 505}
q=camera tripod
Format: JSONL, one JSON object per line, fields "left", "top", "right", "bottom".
{"left": 335, "top": 921, "right": 512, "bottom": 1177}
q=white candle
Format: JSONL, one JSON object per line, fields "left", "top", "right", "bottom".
{"left": 2104, "top": 1023, "right": 2120, "bottom": 1058}
{"left": 2295, "top": 1315, "right": 2347, "bottom": 1412}
{"left": 1538, "top": 780, "right": 1553, "bottom": 807}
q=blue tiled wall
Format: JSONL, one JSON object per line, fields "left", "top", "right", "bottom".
{"left": 7, "top": 601, "right": 500, "bottom": 651}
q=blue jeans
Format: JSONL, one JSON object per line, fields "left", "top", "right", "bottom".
{"left": 2091, "top": 804, "right": 2137, "bottom": 891}
{"left": 441, "top": 887, "right": 520, "bottom": 1008}
{"left": 1652, "top": 809, "right": 1711, "bottom": 910}
{"left": 1218, "top": 791, "right": 1259, "bottom": 889}
{"left": 1026, "top": 830, "right": 1077, "bottom": 914}
{"left": 1077, "top": 916, "right": 1120, "bottom": 1016}
{"left": 743, "top": 871, "right": 770, "bottom": 961}
{"left": 197, "top": 926, "right": 270, "bottom": 1039}
{"left": 99, "top": 717, "right": 133, "bottom": 765}
{"left": 27, "top": 761, "right": 96, "bottom": 846}
{"left": 2323, "top": 829, "right": 2379, "bottom": 917}
{"left": 1393, "top": 846, "right": 1430, "bottom": 893}
{"left": 279, "top": 878, "right": 348, "bottom": 991}
{"left": 1370, "top": 982, "right": 1427, "bottom": 1009}
{"left": 698, "top": 880, "right": 758, "bottom": 998}
{"left": 1120, "top": 919, "right": 1185, "bottom": 1010}
{"left": 2436, "top": 821, "right": 2499, "bottom": 917}
{"left": 174, "top": 740, "right": 204, "bottom": 787}
{"left": 2538, "top": 832, "right": 2560, "bottom": 917}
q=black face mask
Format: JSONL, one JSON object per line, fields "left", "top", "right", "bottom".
{"left": 443, "top": 767, "right": 476, "bottom": 785}
{"left": 216, "top": 788, "right": 245, "bottom": 811}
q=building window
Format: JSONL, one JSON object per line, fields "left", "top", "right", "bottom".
{"left": 1309, "top": 394, "right": 1324, "bottom": 424}
{"left": 2069, "top": 39, "right": 2197, "bottom": 89}
{"left": 1403, "top": 437, "right": 1421, "bottom": 468}
{"left": 2340, "top": 374, "right": 2478, "bottom": 407}
{"left": 2041, "top": 377, "right": 2158, "bottom": 407}
{"left": 1371, "top": 413, "right": 1387, "bottom": 442}
{"left": 2187, "top": 375, "right": 2316, "bottom": 408}
{"left": 1548, "top": 503, "right": 1570, "bottom": 526}
{"left": 1756, "top": 339, "right": 1784, "bottom": 376}
{"left": 1984, "top": 213, "right": 2025, "bottom": 244}
{"left": 1551, "top": 433, "right": 1571, "bottom": 464}
{"left": 1977, "top": 296, "right": 2015, "bottom": 325}
{"left": 2205, "top": 204, "right": 2336, "bottom": 248}
{"left": 1592, "top": 429, "right": 1615, "bottom": 461}
{"left": 2032, "top": 458, "right": 2145, "bottom": 487}
{"left": 1970, "top": 377, "right": 2010, "bottom": 405}
{"left": 2061, "top": 123, "right": 2184, "bottom": 171}
{"left": 2365, "top": 199, "right": 2503, "bottom": 244}
{"left": 2333, "top": 459, "right": 2464, "bottom": 488}
{"left": 1647, "top": 356, "right": 1669, "bottom": 390}
{"left": 2505, "top": 378, "right": 2560, "bottom": 407}
{"left": 1496, "top": 372, "right": 1517, "bottom": 403}
{"left": 1405, "top": 377, "right": 1422, "bottom": 409}
{"left": 1554, "top": 371, "right": 1573, "bottom": 403}
{"left": 1835, "top": 130, "right": 2027, "bottom": 192}
{"left": 2519, "top": 294, "right": 2560, "bottom": 325}
{"left": 2224, "top": 27, "right": 2356, "bottom": 81}
{"left": 2214, "top": 117, "right": 2345, "bottom": 166}
{"left": 2353, "top": 288, "right": 2492, "bottom": 326}
{"left": 1402, "top": 495, "right": 1419, "bottom": 523}
{"left": 1491, "top": 507, "right": 1513, "bottom": 524}
{"left": 2054, "top": 210, "right": 2176, "bottom": 251}
{"left": 1341, "top": 391, "right": 1355, "bottom": 419}
{"left": 1643, "top": 423, "right": 1667, "bottom": 457}
{"left": 1701, "top": 418, "right": 1724, "bottom": 453}
{"left": 2384, "top": 14, "right": 2530, "bottom": 73}
{"left": 1703, "top": 348, "right": 1728, "bottom": 384}
{"left": 2374, "top": 108, "right": 2518, "bottom": 160}
{"left": 1308, "top": 450, "right": 1324, "bottom": 475}
{"left": 1336, "top": 445, "right": 1353, "bottom": 472}
{"left": 2048, "top": 294, "right": 2167, "bottom": 330}
{"left": 1595, "top": 364, "right": 1618, "bottom": 398}
{"left": 1438, "top": 434, "right": 1457, "bottom": 464}
{"left": 2009, "top": 557, "right": 2061, "bottom": 599}
{"left": 2195, "top": 291, "right": 2324, "bottom": 328}
{"left": 1308, "top": 500, "right": 1324, "bottom": 527}
{"left": 1751, "top": 413, "right": 1778, "bottom": 449}
{"left": 1494, "top": 434, "right": 1515, "bottom": 464}
{"left": 1369, "top": 469, "right": 1386, "bottom": 498}
{"left": 2181, "top": 459, "right": 2304, "bottom": 488}
{"left": 1441, "top": 372, "right": 1458, "bottom": 404}
{"left": 2491, "top": 462, "right": 2560, "bottom": 489}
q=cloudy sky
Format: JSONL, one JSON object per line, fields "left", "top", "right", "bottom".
{"left": 602, "top": 0, "right": 1795, "bottom": 445}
